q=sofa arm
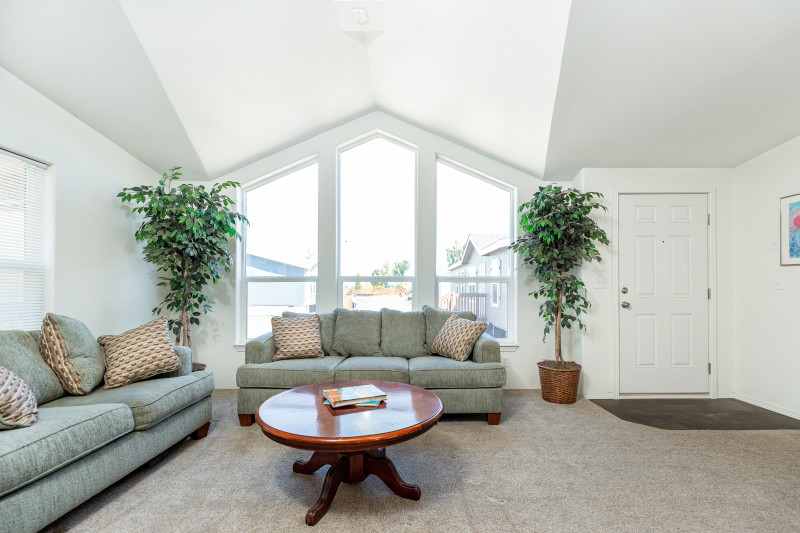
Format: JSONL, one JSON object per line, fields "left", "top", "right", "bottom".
{"left": 246, "top": 332, "right": 276, "bottom": 364}
{"left": 172, "top": 345, "right": 193, "bottom": 376}
{"left": 471, "top": 333, "right": 500, "bottom": 363}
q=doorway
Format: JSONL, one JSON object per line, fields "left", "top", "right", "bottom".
{"left": 618, "top": 193, "right": 710, "bottom": 394}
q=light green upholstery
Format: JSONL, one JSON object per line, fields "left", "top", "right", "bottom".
{"left": 0, "top": 404, "right": 133, "bottom": 498}
{"left": 237, "top": 356, "right": 345, "bottom": 389}
{"left": 245, "top": 333, "right": 276, "bottom": 364}
{"left": 422, "top": 305, "right": 477, "bottom": 351}
{"left": 408, "top": 356, "right": 505, "bottom": 389}
{"left": 283, "top": 311, "right": 336, "bottom": 356}
{"left": 331, "top": 309, "right": 382, "bottom": 356}
{"left": 334, "top": 356, "right": 409, "bottom": 383}
{"left": 0, "top": 331, "right": 64, "bottom": 404}
{"left": 380, "top": 309, "right": 428, "bottom": 357}
{"left": 162, "top": 345, "right": 193, "bottom": 377}
{"left": 0, "top": 397, "right": 211, "bottom": 533}
{"left": 43, "top": 314, "right": 106, "bottom": 394}
{"left": 237, "top": 388, "right": 285, "bottom": 415}
{"left": 472, "top": 333, "right": 501, "bottom": 364}
{"left": 237, "top": 308, "right": 504, "bottom": 419}
{"left": 46, "top": 372, "right": 214, "bottom": 430}
{"left": 428, "top": 387, "right": 504, "bottom": 414}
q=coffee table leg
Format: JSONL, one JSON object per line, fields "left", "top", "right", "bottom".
{"left": 294, "top": 451, "right": 340, "bottom": 475}
{"left": 306, "top": 455, "right": 348, "bottom": 526}
{"left": 364, "top": 449, "right": 421, "bottom": 501}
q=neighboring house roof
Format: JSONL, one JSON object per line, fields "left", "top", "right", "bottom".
{"left": 246, "top": 253, "right": 317, "bottom": 276}
{"left": 448, "top": 234, "right": 509, "bottom": 271}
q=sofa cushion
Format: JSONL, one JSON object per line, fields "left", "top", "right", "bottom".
{"left": 271, "top": 315, "right": 324, "bottom": 360}
{"left": 422, "top": 305, "right": 477, "bottom": 352}
{"left": 331, "top": 309, "right": 382, "bottom": 357}
{"left": 98, "top": 317, "right": 179, "bottom": 389}
{"left": 379, "top": 309, "right": 428, "bottom": 358}
{"left": 283, "top": 311, "right": 336, "bottom": 356}
{"left": 0, "top": 403, "right": 133, "bottom": 497}
{"left": 0, "top": 330, "right": 64, "bottom": 404}
{"left": 333, "top": 356, "right": 409, "bottom": 383}
{"left": 237, "top": 356, "right": 346, "bottom": 389}
{"left": 39, "top": 313, "right": 106, "bottom": 395}
{"left": 45, "top": 371, "right": 213, "bottom": 430}
{"left": 0, "top": 367, "right": 38, "bottom": 429}
{"left": 408, "top": 356, "right": 506, "bottom": 389}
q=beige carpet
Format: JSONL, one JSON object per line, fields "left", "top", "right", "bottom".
{"left": 43, "top": 390, "right": 800, "bottom": 533}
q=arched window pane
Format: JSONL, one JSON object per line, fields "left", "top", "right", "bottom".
{"left": 340, "top": 138, "right": 415, "bottom": 277}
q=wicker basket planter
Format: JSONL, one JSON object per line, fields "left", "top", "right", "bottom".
{"left": 537, "top": 362, "right": 582, "bottom": 404}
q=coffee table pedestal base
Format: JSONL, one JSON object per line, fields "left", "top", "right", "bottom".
{"left": 293, "top": 448, "right": 420, "bottom": 526}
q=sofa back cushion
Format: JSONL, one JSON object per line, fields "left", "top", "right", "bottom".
{"left": 422, "top": 305, "right": 477, "bottom": 352}
{"left": 331, "top": 309, "right": 382, "bottom": 357}
{"left": 39, "top": 313, "right": 106, "bottom": 395}
{"left": 0, "top": 330, "right": 64, "bottom": 404}
{"left": 379, "top": 309, "right": 428, "bottom": 358}
{"left": 282, "top": 311, "right": 336, "bottom": 356}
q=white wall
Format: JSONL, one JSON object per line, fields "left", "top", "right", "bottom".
{"left": 0, "top": 66, "right": 160, "bottom": 336}
{"left": 576, "top": 168, "right": 735, "bottom": 399}
{"left": 732, "top": 135, "right": 800, "bottom": 418}
{"left": 193, "top": 111, "right": 560, "bottom": 389}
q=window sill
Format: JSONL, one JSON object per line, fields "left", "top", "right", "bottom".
{"left": 500, "top": 344, "right": 519, "bottom": 352}
{"left": 234, "top": 344, "right": 245, "bottom": 352}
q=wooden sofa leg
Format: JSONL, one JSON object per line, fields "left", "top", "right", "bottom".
{"left": 487, "top": 413, "right": 501, "bottom": 425}
{"left": 238, "top": 414, "right": 255, "bottom": 427}
{"left": 190, "top": 422, "right": 211, "bottom": 440}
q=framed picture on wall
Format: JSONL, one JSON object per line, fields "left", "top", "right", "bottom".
{"left": 780, "top": 193, "right": 800, "bottom": 265}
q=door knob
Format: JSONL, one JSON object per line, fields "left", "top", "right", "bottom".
{"left": 621, "top": 301, "right": 631, "bottom": 309}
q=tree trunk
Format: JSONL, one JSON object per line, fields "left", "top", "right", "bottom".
{"left": 554, "top": 267, "right": 565, "bottom": 365}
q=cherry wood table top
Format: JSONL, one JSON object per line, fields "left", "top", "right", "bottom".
{"left": 256, "top": 380, "right": 443, "bottom": 453}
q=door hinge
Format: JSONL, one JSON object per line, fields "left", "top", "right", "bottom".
{"left": 708, "top": 363, "right": 711, "bottom": 375}
{"left": 707, "top": 213, "right": 711, "bottom": 225}
{"left": 707, "top": 288, "right": 711, "bottom": 300}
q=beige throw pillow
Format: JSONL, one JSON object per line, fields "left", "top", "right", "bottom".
{"left": 271, "top": 315, "right": 325, "bottom": 361}
{"left": 430, "top": 314, "right": 487, "bottom": 362}
{"left": 0, "top": 367, "right": 38, "bottom": 429}
{"left": 39, "top": 313, "right": 106, "bottom": 395}
{"left": 98, "top": 318, "right": 179, "bottom": 389}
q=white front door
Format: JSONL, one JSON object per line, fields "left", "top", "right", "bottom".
{"left": 619, "top": 194, "right": 710, "bottom": 394}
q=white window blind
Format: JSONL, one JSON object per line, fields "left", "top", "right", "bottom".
{"left": 0, "top": 150, "right": 46, "bottom": 330}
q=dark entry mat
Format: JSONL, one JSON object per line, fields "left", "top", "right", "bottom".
{"left": 591, "top": 398, "right": 800, "bottom": 430}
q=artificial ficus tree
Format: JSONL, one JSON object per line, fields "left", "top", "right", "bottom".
{"left": 509, "top": 185, "right": 609, "bottom": 366}
{"left": 118, "top": 167, "right": 248, "bottom": 348}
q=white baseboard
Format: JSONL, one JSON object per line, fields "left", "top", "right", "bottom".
{"left": 716, "top": 392, "right": 734, "bottom": 399}
{"left": 580, "top": 393, "right": 615, "bottom": 400}
{"left": 734, "top": 393, "right": 800, "bottom": 421}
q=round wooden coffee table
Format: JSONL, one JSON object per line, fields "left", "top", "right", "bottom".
{"left": 256, "top": 380, "right": 443, "bottom": 526}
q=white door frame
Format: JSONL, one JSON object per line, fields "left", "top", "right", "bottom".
{"left": 611, "top": 186, "right": 718, "bottom": 399}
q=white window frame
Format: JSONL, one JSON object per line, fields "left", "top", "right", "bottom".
{"left": 237, "top": 157, "right": 319, "bottom": 342}
{"left": 434, "top": 157, "right": 516, "bottom": 342}
{"left": 0, "top": 148, "right": 48, "bottom": 330}
{"left": 336, "top": 133, "right": 418, "bottom": 308}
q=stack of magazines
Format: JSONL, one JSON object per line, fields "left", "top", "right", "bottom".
{"left": 322, "top": 384, "right": 386, "bottom": 408}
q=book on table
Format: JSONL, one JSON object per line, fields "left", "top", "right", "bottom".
{"left": 322, "top": 384, "right": 387, "bottom": 408}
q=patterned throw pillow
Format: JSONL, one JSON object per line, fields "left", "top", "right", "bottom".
{"left": 98, "top": 318, "right": 179, "bottom": 389}
{"left": 430, "top": 314, "right": 487, "bottom": 362}
{"left": 271, "top": 315, "right": 324, "bottom": 361}
{"left": 0, "top": 367, "right": 38, "bottom": 429}
{"left": 39, "top": 313, "right": 106, "bottom": 395}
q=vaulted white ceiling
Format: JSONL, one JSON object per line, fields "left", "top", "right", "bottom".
{"left": 1, "top": 0, "right": 799, "bottom": 180}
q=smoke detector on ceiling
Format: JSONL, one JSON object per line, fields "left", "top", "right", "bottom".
{"left": 351, "top": 8, "right": 369, "bottom": 25}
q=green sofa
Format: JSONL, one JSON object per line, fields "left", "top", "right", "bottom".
{"left": 237, "top": 306, "right": 505, "bottom": 426}
{"left": 0, "top": 329, "right": 214, "bottom": 533}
